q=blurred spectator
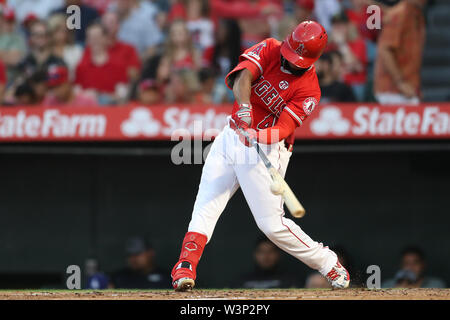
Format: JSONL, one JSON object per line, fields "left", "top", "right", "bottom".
{"left": 383, "top": 246, "right": 446, "bottom": 288}
{"left": 210, "top": 0, "right": 282, "bottom": 27}
{"left": 52, "top": 0, "right": 100, "bottom": 44}
{"left": 345, "top": 0, "right": 379, "bottom": 44}
{"left": 0, "top": 59, "right": 6, "bottom": 103}
{"left": 194, "top": 68, "right": 217, "bottom": 104}
{"left": 110, "top": 0, "right": 163, "bottom": 59}
{"left": 164, "top": 69, "right": 200, "bottom": 103}
{"left": 6, "top": 0, "right": 63, "bottom": 23}
{"left": 238, "top": 2, "right": 280, "bottom": 48}
{"left": 85, "top": 258, "right": 109, "bottom": 290}
{"left": 305, "top": 272, "right": 332, "bottom": 288}
{"left": 16, "top": 20, "right": 65, "bottom": 80}
{"left": 313, "top": 0, "right": 341, "bottom": 31}
{"left": 208, "top": 0, "right": 282, "bottom": 49}
{"left": 234, "top": 237, "right": 299, "bottom": 289}
{"left": 157, "top": 19, "right": 201, "bottom": 84}
{"left": 27, "top": 70, "right": 48, "bottom": 104}
{"left": 75, "top": 23, "right": 129, "bottom": 104}
{"left": 136, "top": 78, "right": 161, "bottom": 105}
{"left": 101, "top": 10, "right": 141, "bottom": 82}
{"left": 374, "top": 0, "right": 426, "bottom": 105}
{"left": 44, "top": 65, "right": 97, "bottom": 106}
{"left": 47, "top": 14, "right": 83, "bottom": 79}
{"left": 13, "top": 80, "right": 36, "bottom": 105}
{"left": 0, "top": 7, "right": 27, "bottom": 80}
{"left": 294, "top": 0, "right": 314, "bottom": 24}
{"left": 203, "top": 19, "right": 241, "bottom": 103}
{"left": 330, "top": 12, "right": 367, "bottom": 101}
{"left": 276, "top": 14, "right": 297, "bottom": 41}
{"left": 167, "top": 0, "right": 187, "bottom": 22}
{"left": 185, "top": 0, "right": 214, "bottom": 51}
{"left": 109, "top": 237, "right": 171, "bottom": 289}
{"left": 21, "top": 13, "right": 40, "bottom": 37}
{"left": 83, "top": 0, "right": 111, "bottom": 14}
{"left": 315, "top": 51, "right": 356, "bottom": 103}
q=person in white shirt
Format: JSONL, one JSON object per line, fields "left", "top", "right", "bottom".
{"left": 7, "top": 0, "right": 64, "bottom": 23}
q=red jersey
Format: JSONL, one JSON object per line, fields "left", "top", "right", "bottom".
{"left": 225, "top": 38, "right": 321, "bottom": 134}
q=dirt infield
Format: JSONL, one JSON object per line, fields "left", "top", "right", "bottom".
{"left": 0, "top": 288, "right": 449, "bottom": 300}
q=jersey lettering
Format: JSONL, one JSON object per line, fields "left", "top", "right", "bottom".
{"left": 253, "top": 80, "right": 286, "bottom": 117}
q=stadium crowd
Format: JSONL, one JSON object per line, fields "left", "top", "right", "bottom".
{"left": 0, "top": 0, "right": 428, "bottom": 107}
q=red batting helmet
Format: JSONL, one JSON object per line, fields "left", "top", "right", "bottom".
{"left": 280, "top": 21, "right": 328, "bottom": 69}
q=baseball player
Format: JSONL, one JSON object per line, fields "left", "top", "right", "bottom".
{"left": 171, "top": 21, "right": 350, "bottom": 291}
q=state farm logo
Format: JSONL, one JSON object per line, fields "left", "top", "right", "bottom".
{"left": 309, "top": 106, "right": 450, "bottom": 137}
{"left": 0, "top": 109, "right": 106, "bottom": 138}
{"left": 121, "top": 107, "right": 161, "bottom": 137}
{"left": 310, "top": 107, "right": 351, "bottom": 136}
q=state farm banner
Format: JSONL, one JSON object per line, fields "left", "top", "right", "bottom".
{"left": 0, "top": 103, "right": 449, "bottom": 142}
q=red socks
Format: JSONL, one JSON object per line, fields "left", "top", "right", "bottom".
{"left": 172, "top": 232, "right": 207, "bottom": 280}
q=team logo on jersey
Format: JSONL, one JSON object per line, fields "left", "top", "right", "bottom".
{"left": 247, "top": 42, "right": 266, "bottom": 60}
{"left": 302, "top": 97, "right": 318, "bottom": 115}
{"left": 279, "top": 80, "right": 289, "bottom": 90}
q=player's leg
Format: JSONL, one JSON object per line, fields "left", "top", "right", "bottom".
{"left": 172, "top": 128, "right": 239, "bottom": 291}
{"left": 233, "top": 140, "right": 349, "bottom": 288}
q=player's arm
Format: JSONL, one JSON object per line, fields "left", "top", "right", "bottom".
{"left": 232, "top": 68, "right": 253, "bottom": 106}
{"left": 224, "top": 40, "right": 271, "bottom": 135}
{"left": 257, "top": 111, "right": 298, "bottom": 144}
{"left": 230, "top": 68, "right": 258, "bottom": 130}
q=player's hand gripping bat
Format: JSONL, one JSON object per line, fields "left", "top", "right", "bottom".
{"left": 237, "top": 127, "right": 306, "bottom": 218}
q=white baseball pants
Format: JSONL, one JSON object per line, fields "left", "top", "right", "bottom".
{"left": 188, "top": 123, "right": 337, "bottom": 275}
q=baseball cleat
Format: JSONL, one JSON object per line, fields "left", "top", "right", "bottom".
{"left": 324, "top": 261, "right": 350, "bottom": 289}
{"left": 173, "top": 277, "right": 195, "bottom": 292}
{"left": 172, "top": 261, "right": 196, "bottom": 291}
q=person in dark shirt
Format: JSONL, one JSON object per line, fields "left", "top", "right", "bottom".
{"left": 382, "top": 246, "right": 446, "bottom": 288}
{"left": 110, "top": 237, "right": 171, "bottom": 289}
{"left": 234, "top": 237, "right": 300, "bottom": 289}
{"left": 17, "top": 20, "right": 65, "bottom": 80}
{"left": 315, "top": 51, "right": 356, "bottom": 103}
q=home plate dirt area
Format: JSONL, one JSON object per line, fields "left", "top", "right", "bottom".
{"left": 0, "top": 289, "right": 449, "bottom": 300}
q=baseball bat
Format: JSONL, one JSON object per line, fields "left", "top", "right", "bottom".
{"left": 237, "top": 126, "right": 306, "bottom": 218}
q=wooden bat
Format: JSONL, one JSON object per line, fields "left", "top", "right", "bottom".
{"left": 238, "top": 127, "right": 306, "bottom": 218}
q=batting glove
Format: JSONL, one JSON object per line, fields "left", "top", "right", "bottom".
{"left": 231, "top": 103, "right": 253, "bottom": 130}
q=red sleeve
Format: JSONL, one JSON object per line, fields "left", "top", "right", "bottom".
{"left": 74, "top": 63, "right": 85, "bottom": 88}
{"left": 126, "top": 46, "right": 141, "bottom": 69}
{"left": 225, "top": 39, "right": 273, "bottom": 89}
{"left": 283, "top": 70, "right": 321, "bottom": 126}
{"left": 225, "top": 60, "right": 260, "bottom": 89}
{"left": 0, "top": 61, "right": 6, "bottom": 84}
{"left": 284, "top": 94, "right": 320, "bottom": 126}
{"left": 350, "top": 39, "right": 367, "bottom": 65}
{"left": 211, "top": 0, "right": 261, "bottom": 19}
{"left": 257, "top": 110, "right": 298, "bottom": 144}
{"left": 202, "top": 47, "right": 214, "bottom": 66}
